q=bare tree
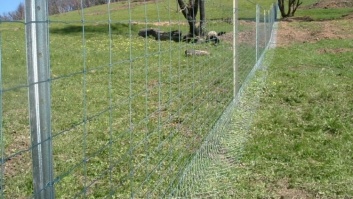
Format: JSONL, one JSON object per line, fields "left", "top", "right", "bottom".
{"left": 278, "top": 0, "right": 302, "bottom": 18}
{"left": 0, "top": 2, "right": 25, "bottom": 20}
{"left": 48, "top": 0, "right": 106, "bottom": 15}
{"left": 48, "top": 0, "right": 60, "bottom": 14}
{"left": 0, "top": 14, "right": 10, "bottom": 21}
{"left": 177, "top": 0, "right": 206, "bottom": 38}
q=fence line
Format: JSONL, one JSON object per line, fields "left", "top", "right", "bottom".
{"left": 167, "top": 1, "right": 278, "bottom": 197}
{"left": 0, "top": 0, "right": 277, "bottom": 198}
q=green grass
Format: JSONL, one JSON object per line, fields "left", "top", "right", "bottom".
{"left": 296, "top": 7, "right": 353, "bottom": 20}
{"left": 232, "top": 20, "right": 353, "bottom": 198}
{"left": 0, "top": 0, "right": 275, "bottom": 198}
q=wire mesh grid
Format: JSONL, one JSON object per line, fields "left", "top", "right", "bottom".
{"left": 0, "top": 0, "right": 277, "bottom": 198}
{"left": 167, "top": 1, "right": 278, "bottom": 197}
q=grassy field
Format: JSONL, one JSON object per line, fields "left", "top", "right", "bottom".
{"left": 232, "top": 5, "right": 353, "bottom": 198}
{"left": 0, "top": 0, "right": 276, "bottom": 198}
{"left": 4, "top": 0, "right": 351, "bottom": 198}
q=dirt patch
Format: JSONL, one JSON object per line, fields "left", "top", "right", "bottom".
{"left": 281, "top": 16, "right": 314, "bottom": 22}
{"left": 276, "top": 179, "right": 313, "bottom": 199}
{"left": 317, "top": 48, "right": 353, "bottom": 54}
{"left": 237, "top": 20, "right": 256, "bottom": 45}
{"left": 342, "top": 12, "right": 353, "bottom": 19}
{"left": 307, "top": 0, "right": 353, "bottom": 9}
{"left": 217, "top": 32, "right": 234, "bottom": 44}
{"left": 216, "top": 29, "right": 255, "bottom": 46}
{"left": 208, "top": 20, "right": 256, "bottom": 45}
{"left": 3, "top": 132, "right": 31, "bottom": 178}
{"left": 276, "top": 20, "right": 353, "bottom": 46}
{"left": 238, "top": 30, "right": 256, "bottom": 45}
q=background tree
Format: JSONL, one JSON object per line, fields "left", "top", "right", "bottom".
{"left": 177, "top": 0, "right": 206, "bottom": 37}
{"left": 0, "top": 2, "right": 25, "bottom": 21}
{"left": 278, "top": 0, "right": 302, "bottom": 18}
{"left": 0, "top": 0, "right": 160, "bottom": 20}
{"left": 48, "top": 0, "right": 109, "bottom": 15}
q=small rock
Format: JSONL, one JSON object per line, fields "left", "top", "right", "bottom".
{"left": 185, "top": 49, "right": 210, "bottom": 56}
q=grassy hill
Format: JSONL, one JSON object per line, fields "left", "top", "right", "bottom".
{"left": 0, "top": 0, "right": 280, "bottom": 198}
{"left": 231, "top": 1, "right": 353, "bottom": 198}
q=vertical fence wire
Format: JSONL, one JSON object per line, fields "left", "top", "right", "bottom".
{"left": 0, "top": 0, "right": 277, "bottom": 198}
{"left": 80, "top": 0, "right": 88, "bottom": 197}
{"left": 142, "top": 1, "right": 149, "bottom": 196}
{"left": 256, "top": 4, "right": 260, "bottom": 64}
{"left": 127, "top": 1, "right": 134, "bottom": 197}
{"left": 107, "top": 0, "right": 115, "bottom": 196}
{"left": 234, "top": 0, "right": 239, "bottom": 98}
{"left": 0, "top": 32, "right": 3, "bottom": 199}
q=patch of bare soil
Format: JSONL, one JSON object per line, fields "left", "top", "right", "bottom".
{"left": 238, "top": 31, "right": 256, "bottom": 45}
{"left": 218, "top": 32, "right": 234, "bottom": 44}
{"left": 3, "top": 132, "right": 31, "bottom": 178}
{"left": 317, "top": 48, "right": 353, "bottom": 54}
{"left": 238, "top": 20, "right": 257, "bottom": 45}
{"left": 276, "top": 179, "right": 313, "bottom": 199}
{"left": 276, "top": 20, "right": 353, "bottom": 47}
{"left": 307, "top": 0, "right": 353, "bottom": 9}
{"left": 342, "top": 12, "right": 353, "bottom": 19}
{"left": 217, "top": 28, "right": 255, "bottom": 46}
{"left": 281, "top": 16, "right": 314, "bottom": 22}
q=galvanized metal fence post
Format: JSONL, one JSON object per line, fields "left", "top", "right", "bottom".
{"left": 264, "top": 10, "right": 267, "bottom": 49}
{"left": 256, "top": 4, "right": 260, "bottom": 64}
{"left": 0, "top": 32, "right": 4, "bottom": 199}
{"left": 274, "top": 3, "right": 277, "bottom": 21}
{"left": 270, "top": 9, "right": 272, "bottom": 41}
{"left": 25, "top": 0, "right": 55, "bottom": 198}
{"left": 233, "top": 0, "right": 239, "bottom": 97}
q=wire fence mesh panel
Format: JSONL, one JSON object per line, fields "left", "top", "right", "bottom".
{"left": 166, "top": 0, "right": 278, "bottom": 198}
{"left": 0, "top": 0, "right": 277, "bottom": 198}
{"left": 237, "top": 0, "right": 257, "bottom": 88}
{"left": 0, "top": 18, "right": 34, "bottom": 198}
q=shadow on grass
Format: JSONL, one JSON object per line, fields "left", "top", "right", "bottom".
{"left": 50, "top": 22, "right": 142, "bottom": 36}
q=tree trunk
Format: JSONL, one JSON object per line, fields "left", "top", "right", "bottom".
{"left": 291, "top": 0, "right": 302, "bottom": 16}
{"left": 278, "top": 0, "right": 288, "bottom": 18}
{"left": 287, "top": 0, "right": 293, "bottom": 16}
{"left": 278, "top": 0, "right": 302, "bottom": 18}
{"left": 199, "top": 0, "right": 205, "bottom": 36}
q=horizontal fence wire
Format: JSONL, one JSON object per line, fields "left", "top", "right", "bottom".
{"left": 0, "top": 0, "right": 277, "bottom": 198}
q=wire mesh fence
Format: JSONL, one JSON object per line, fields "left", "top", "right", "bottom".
{"left": 0, "top": 0, "right": 277, "bottom": 198}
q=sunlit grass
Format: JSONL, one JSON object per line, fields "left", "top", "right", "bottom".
{"left": 233, "top": 26, "right": 353, "bottom": 198}
{"left": 296, "top": 7, "right": 353, "bottom": 20}
{"left": 0, "top": 0, "right": 278, "bottom": 197}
